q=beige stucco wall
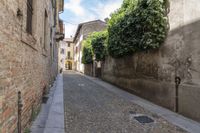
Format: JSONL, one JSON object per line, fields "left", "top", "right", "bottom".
{"left": 102, "top": 0, "right": 200, "bottom": 122}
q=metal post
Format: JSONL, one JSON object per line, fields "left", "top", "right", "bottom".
{"left": 93, "top": 61, "right": 96, "bottom": 77}
{"left": 175, "top": 76, "right": 181, "bottom": 112}
{"left": 18, "top": 91, "right": 23, "bottom": 133}
{"left": 93, "top": 55, "right": 96, "bottom": 77}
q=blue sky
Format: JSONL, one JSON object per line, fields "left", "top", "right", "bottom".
{"left": 60, "top": 0, "right": 123, "bottom": 38}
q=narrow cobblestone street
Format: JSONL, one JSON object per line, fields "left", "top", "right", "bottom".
{"left": 2, "top": 0, "right": 200, "bottom": 132}
{"left": 63, "top": 71, "right": 187, "bottom": 133}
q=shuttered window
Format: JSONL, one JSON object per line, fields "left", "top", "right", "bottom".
{"left": 26, "top": 0, "right": 33, "bottom": 34}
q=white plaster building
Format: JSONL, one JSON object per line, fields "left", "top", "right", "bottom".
{"left": 73, "top": 20, "right": 106, "bottom": 73}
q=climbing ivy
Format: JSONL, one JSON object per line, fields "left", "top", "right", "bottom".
{"left": 107, "top": 0, "right": 169, "bottom": 58}
{"left": 91, "top": 31, "right": 108, "bottom": 61}
{"left": 82, "top": 31, "right": 108, "bottom": 64}
{"left": 82, "top": 37, "right": 93, "bottom": 64}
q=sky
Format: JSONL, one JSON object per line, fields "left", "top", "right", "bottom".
{"left": 60, "top": 0, "right": 123, "bottom": 38}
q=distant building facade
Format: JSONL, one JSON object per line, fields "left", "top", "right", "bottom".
{"left": 73, "top": 20, "right": 106, "bottom": 73}
{"left": 58, "top": 39, "right": 67, "bottom": 71}
{"left": 58, "top": 37, "right": 75, "bottom": 70}
{"left": 65, "top": 38, "right": 75, "bottom": 70}
{"left": 0, "top": 0, "right": 64, "bottom": 132}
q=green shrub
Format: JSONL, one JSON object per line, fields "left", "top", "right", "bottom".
{"left": 91, "top": 31, "right": 108, "bottom": 61}
{"left": 107, "top": 0, "right": 169, "bottom": 58}
{"left": 82, "top": 31, "right": 108, "bottom": 64}
{"left": 82, "top": 37, "right": 93, "bottom": 64}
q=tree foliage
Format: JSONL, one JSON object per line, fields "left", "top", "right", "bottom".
{"left": 107, "top": 0, "right": 169, "bottom": 58}
{"left": 82, "top": 38, "right": 93, "bottom": 64}
{"left": 91, "top": 31, "right": 108, "bottom": 61}
{"left": 82, "top": 31, "right": 107, "bottom": 64}
{"left": 82, "top": 0, "right": 169, "bottom": 61}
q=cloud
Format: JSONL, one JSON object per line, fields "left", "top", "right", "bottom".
{"left": 64, "top": 14, "right": 96, "bottom": 38}
{"left": 64, "top": 24, "right": 77, "bottom": 38}
{"left": 90, "top": 0, "right": 123, "bottom": 20}
{"left": 62, "top": 0, "right": 123, "bottom": 38}
{"left": 64, "top": 0, "right": 85, "bottom": 16}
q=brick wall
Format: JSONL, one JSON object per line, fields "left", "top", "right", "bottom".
{"left": 0, "top": 0, "right": 58, "bottom": 132}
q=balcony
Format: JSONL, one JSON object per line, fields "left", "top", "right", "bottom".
{"left": 55, "top": 20, "right": 65, "bottom": 41}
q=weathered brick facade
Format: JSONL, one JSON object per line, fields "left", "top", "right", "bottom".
{"left": 0, "top": 0, "right": 63, "bottom": 132}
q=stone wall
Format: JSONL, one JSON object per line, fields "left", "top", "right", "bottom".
{"left": 84, "top": 64, "right": 93, "bottom": 76}
{"left": 0, "top": 0, "right": 58, "bottom": 132}
{"left": 101, "top": 0, "right": 200, "bottom": 122}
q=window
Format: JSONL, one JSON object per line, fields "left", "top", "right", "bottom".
{"left": 50, "top": 28, "right": 52, "bottom": 40}
{"left": 44, "top": 10, "right": 48, "bottom": 50}
{"left": 68, "top": 51, "right": 71, "bottom": 59}
{"left": 26, "top": 0, "right": 33, "bottom": 34}
{"left": 61, "top": 48, "right": 64, "bottom": 54}
{"left": 68, "top": 43, "right": 70, "bottom": 47}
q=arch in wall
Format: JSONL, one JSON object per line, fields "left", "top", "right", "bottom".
{"left": 65, "top": 61, "right": 72, "bottom": 70}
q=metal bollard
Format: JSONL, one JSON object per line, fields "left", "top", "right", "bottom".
{"left": 175, "top": 76, "right": 181, "bottom": 112}
{"left": 18, "top": 91, "right": 23, "bottom": 133}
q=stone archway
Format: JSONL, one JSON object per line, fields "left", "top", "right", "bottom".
{"left": 66, "top": 61, "right": 72, "bottom": 70}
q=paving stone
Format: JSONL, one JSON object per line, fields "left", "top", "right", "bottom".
{"left": 63, "top": 71, "right": 188, "bottom": 133}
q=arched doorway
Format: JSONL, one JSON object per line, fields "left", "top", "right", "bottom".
{"left": 65, "top": 61, "right": 72, "bottom": 70}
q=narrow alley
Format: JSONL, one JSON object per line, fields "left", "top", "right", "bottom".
{"left": 63, "top": 71, "right": 187, "bottom": 133}
{"left": 1, "top": 0, "right": 200, "bottom": 132}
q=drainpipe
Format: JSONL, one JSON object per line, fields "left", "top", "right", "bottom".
{"left": 175, "top": 76, "right": 181, "bottom": 112}
{"left": 18, "top": 91, "right": 23, "bottom": 133}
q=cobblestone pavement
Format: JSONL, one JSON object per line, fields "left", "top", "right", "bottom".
{"left": 63, "top": 71, "right": 187, "bottom": 133}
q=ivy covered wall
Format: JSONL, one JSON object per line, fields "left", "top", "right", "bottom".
{"left": 101, "top": 0, "right": 200, "bottom": 122}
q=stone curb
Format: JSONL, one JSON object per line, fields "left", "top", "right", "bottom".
{"left": 31, "top": 74, "right": 65, "bottom": 133}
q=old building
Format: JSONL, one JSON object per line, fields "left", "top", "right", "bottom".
{"left": 58, "top": 37, "right": 75, "bottom": 71}
{"left": 73, "top": 20, "right": 106, "bottom": 73}
{"left": 65, "top": 37, "right": 75, "bottom": 70}
{"left": 0, "top": 0, "right": 64, "bottom": 132}
{"left": 58, "top": 37, "right": 67, "bottom": 72}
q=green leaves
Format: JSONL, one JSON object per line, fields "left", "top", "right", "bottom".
{"left": 82, "top": 31, "right": 108, "bottom": 64}
{"left": 82, "top": 0, "right": 169, "bottom": 60}
{"left": 82, "top": 39, "right": 93, "bottom": 64}
{"left": 91, "top": 31, "right": 108, "bottom": 61}
{"left": 107, "top": 0, "right": 169, "bottom": 58}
